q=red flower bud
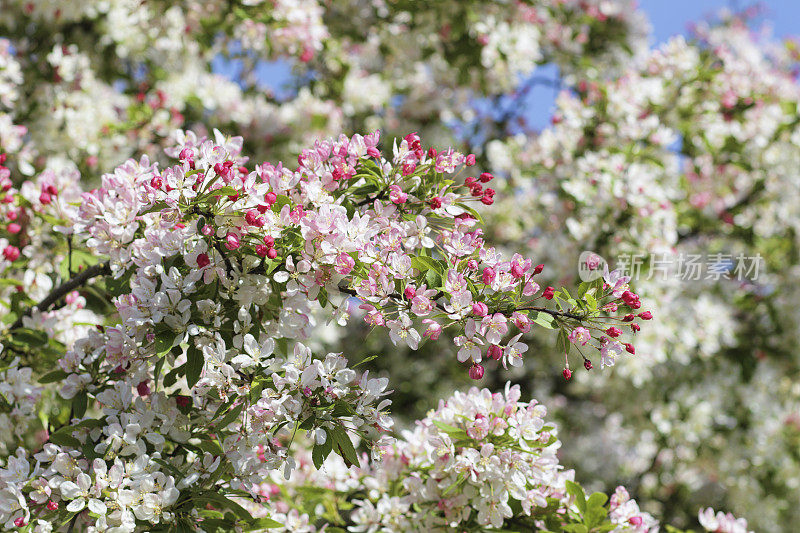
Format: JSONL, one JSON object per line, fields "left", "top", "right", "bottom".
{"left": 468, "top": 363, "right": 485, "bottom": 380}
{"left": 484, "top": 345, "right": 501, "bottom": 360}
{"left": 624, "top": 343, "right": 635, "bottom": 354}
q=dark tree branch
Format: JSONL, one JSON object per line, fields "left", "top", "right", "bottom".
{"left": 10, "top": 261, "right": 111, "bottom": 330}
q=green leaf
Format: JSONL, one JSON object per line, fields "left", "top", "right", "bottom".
{"left": 139, "top": 201, "right": 169, "bottom": 215}
{"left": 194, "top": 492, "right": 252, "bottom": 522}
{"left": 154, "top": 330, "right": 179, "bottom": 356}
{"left": 186, "top": 344, "right": 204, "bottom": 388}
{"left": 249, "top": 375, "right": 269, "bottom": 402}
{"left": 272, "top": 194, "right": 292, "bottom": 210}
{"left": 196, "top": 439, "right": 224, "bottom": 456}
{"left": 312, "top": 434, "right": 333, "bottom": 469}
{"left": 215, "top": 404, "right": 245, "bottom": 430}
{"left": 353, "top": 355, "right": 378, "bottom": 368}
{"left": 556, "top": 329, "right": 569, "bottom": 354}
{"left": 566, "top": 480, "right": 587, "bottom": 514}
{"left": 586, "top": 492, "right": 608, "bottom": 509}
{"left": 532, "top": 312, "right": 556, "bottom": 329}
{"left": 329, "top": 425, "right": 360, "bottom": 468}
{"left": 584, "top": 504, "right": 608, "bottom": 529}
{"left": 48, "top": 431, "right": 81, "bottom": 448}
{"left": 39, "top": 370, "right": 69, "bottom": 383}
{"left": 73, "top": 392, "right": 88, "bottom": 418}
{"left": 432, "top": 420, "right": 470, "bottom": 440}
{"left": 243, "top": 517, "right": 283, "bottom": 530}
{"left": 12, "top": 327, "right": 49, "bottom": 347}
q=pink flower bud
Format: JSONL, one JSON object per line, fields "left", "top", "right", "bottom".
{"left": 367, "top": 147, "right": 380, "bottom": 158}
{"left": 65, "top": 290, "right": 81, "bottom": 307}
{"left": 487, "top": 345, "right": 503, "bottom": 360}
{"left": 13, "top": 517, "right": 25, "bottom": 527}
{"left": 479, "top": 172, "right": 494, "bottom": 183}
{"left": 472, "top": 301, "right": 488, "bottom": 317}
{"left": 245, "top": 210, "right": 260, "bottom": 225}
{"left": 267, "top": 248, "right": 278, "bottom": 259}
{"left": 468, "top": 363, "right": 485, "bottom": 380}
{"left": 481, "top": 267, "right": 496, "bottom": 285}
{"left": 39, "top": 191, "right": 52, "bottom": 204}
{"left": 299, "top": 46, "right": 314, "bottom": 62}
{"left": 543, "top": 286, "right": 555, "bottom": 299}
{"left": 389, "top": 185, "right": 408, "bottom": 204}
{"left": 624, "top": 343, "right": 635, "bottom": 354}
{"left": 255, "top": 244, "right": 269, "bottom": 257}
{"left": 201, "top": 224, "right": 213, "bottom": 236}
{"left": 563, "top": 368, "right": 572, "bottom": 380}
{"left": 631, "top": 323, "right": 641, "bottom": 332}
{"left": 533, "top": 264, "right": 544, "bottom": 275}
{"left": 265, "top": 191, "right": 278, "bottom": 205}
{"left": 225, "top": 232, "right": 240, "bottom": 250}
{"left": 466, "top": 154, "right": 476, "bottom": 166}
{"left": 628, "top": 517, "right": 643, "bottom": 526}
{"left": 137, "top": 381, "right": 150, "bottom": 396}
{"left": 584, "top": 359, "right": 593, "bottom": 370}
{"left": 638, "top": 311, "right": 653, "bottom": 320}
{"left": 404, "top": 285, "right": 417, "bottom": 300}
{"left": 7, "top": 222, "right": 20, "bottom": 234}
{"left": 606, "top": 327, "right": 622, "bottom": 338}
{"left": 2, "top": 245, "right": 20, "bottom": 261}
{"left": 47, "top": 500, "right": 59, "bottom": 511}
{"left": 429, "top": 196, "right": 442, "bottom": 209}
{"left": 196, "top": 253, "right": 210, "bottom": 268}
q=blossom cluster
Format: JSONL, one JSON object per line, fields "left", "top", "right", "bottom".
{"left": 0, "top": 128, "right": 649, "bottom": 530}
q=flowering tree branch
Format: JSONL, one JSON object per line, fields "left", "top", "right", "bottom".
{"left": 8, "top": 261, "right": 111, "bottom": 330}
